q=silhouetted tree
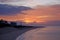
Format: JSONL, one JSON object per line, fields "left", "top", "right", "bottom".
{"left": 0, "top": 19, "right": 10, "bottom": 28}
{"left": 0, "top": 19, "right": 33, "bottom": 28}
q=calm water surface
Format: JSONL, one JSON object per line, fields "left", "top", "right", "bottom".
{"left": 16, "top": 26, "right": 60, "bottom": 40}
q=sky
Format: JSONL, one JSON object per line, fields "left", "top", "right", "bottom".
{"left": 0, "top": 0, "right": 60, "bottom": 26}
{"left": 0, "top": 0, "right": 60, "bottom": 7}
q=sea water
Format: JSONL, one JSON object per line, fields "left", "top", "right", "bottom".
{"left": 16, "top": 26, "right": 60, "bottom": 40}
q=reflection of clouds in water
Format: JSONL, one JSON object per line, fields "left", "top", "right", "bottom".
{"left": 16, "top": 28, "right": 40, "bottom": 40}
{"left": 16, "top": 26, "right": 60, "bottom": 40}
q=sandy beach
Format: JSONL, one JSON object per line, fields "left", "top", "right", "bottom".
{"left": 0, "top": 27, "right": 38, "bottom": 40}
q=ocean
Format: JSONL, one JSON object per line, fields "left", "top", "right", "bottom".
{"left": 16, "top": 26, "right": 60, "bottom": 40}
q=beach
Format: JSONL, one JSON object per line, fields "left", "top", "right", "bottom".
{"left": 0, "top": 27, "right": 37, "bottom": 40}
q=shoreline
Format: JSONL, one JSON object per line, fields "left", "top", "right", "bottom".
{"left": 0, "top": 27, "right": 39, "bottom": 40}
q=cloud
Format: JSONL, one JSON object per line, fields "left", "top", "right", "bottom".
{"left": 20, "top": 4, "right": 60, "bottom": 23}
{"left": 0, "top": 0, "right": 60, "bottom": 7}
{"left": 0, "top": 0, "right": 22, "bottom": 2}
{"left": 0, "top": 4, "right": 60, "bottom": 26}
{"left": 0, "top": 4, "right": 31, "bottom": 15}
{"left": 0, "top": 4, "right": 60, "bottom": 21}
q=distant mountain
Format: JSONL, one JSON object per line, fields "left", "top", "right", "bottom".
{"left": 0, "top": 4, "right": 32, "bottom": 15}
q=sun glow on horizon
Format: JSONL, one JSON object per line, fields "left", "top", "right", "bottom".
{"left": 20, "top": 15, "right": 49, "bottom": 23}
{"left": 0, "top": 5, "right": 60, "bottom": 24}
{"left": 0, "top": 15, "right": 48, "bottom": 23}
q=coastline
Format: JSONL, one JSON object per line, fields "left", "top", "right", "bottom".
{"left": 0, "top": 27, "right": 38, "bottom": 40}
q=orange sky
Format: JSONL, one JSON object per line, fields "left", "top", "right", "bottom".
{"left": 0, "top": 5, "right": 60, "bottom": 23}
